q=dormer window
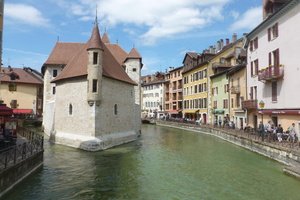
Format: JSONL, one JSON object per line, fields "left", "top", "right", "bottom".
{"left": 53, "top": 69, "right": 58, "bottom": 77}
{"left": 133, "top": 68, "right": 137, "bottom": 72}
{"left": 93, "top": 52, "right": 98, "bottom": 65}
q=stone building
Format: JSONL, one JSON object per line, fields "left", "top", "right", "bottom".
{"left": 42, "top": 21, "right": 142, "bottom": 151}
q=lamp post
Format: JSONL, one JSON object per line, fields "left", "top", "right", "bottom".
{"left": 259, "top": 100, "right": 265, "bottom": 124}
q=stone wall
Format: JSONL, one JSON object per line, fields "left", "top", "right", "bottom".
{"left": 0, "top": 152, "right": 43, "bottom": 198}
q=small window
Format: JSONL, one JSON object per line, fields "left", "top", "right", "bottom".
{"left": 52, "top": 86, "right": 56, "bottom": 95}
{"left": 53, "top": 69, "right": 58, "bottom": 77}
{"left": 10, "top": 100, "right": 18, "bottom": 109}
{"left": 69, "top": 104, "right": 73, "bottom": 115}
{"left": 132, "top": 68, "right": 137, "bottom": 72}
{"left": 114, "top": 104, "right": 118, "bottom": 115}
{"left": 8, "top": 83, "right": 17, "bottom": 91}
{"left": 92, "top": 79, "right": 98, "bottom": 93}
{"left": 93, "top": 52, "right": 98, "bottom": 65}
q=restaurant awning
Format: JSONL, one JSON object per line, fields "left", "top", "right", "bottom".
{"left": 13, "top": 109, "right": 33, "bottom": 114}
{"left": 258, "top": 109, "right": 300, "bottom": 115}
{"left": 0, "top": 104, "right": 13, "bottom": 116}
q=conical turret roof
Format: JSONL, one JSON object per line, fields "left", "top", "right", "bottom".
{"left": 102, "top": 32, "right": 110, "bottom": 43}
{"left": 127, "top": 47, "right": 141, "bottom": 59}
{"left": 87, "top": 23, "right": 103, "bottom": 50}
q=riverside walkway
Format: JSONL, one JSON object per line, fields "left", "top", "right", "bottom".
{"left": 156, "top": 120, "right": 300, "bottom": 179}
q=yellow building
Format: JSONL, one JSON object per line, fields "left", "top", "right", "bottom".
{"left": 0, "top": 67, "right": 43, "bottom": 116}
{"left": 182, "top": 52, "right": 214, "bottom": 124}
{"left": 207, "top": 37, "right": 245, "bottom": 124}
{"left": 227, "top": 64, "right": 247, "bottom": 129}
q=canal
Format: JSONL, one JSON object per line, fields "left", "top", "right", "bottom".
{"left": 4, "top": 125, "right": 300, "bottom": 200}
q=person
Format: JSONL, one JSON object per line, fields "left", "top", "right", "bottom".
{"left": 258, "top": 121, "right": 265, "bottom": 141}
{"left": 265, "top": 121, "right": 273, "bottom": 142}
{"left": 218, "top": 117, "right": 222, "bottom": 127}
{"left": 276, "top": 124, "right": 283, "bottom": 142}
{"left": 287, "top": 123, "right": 297, "bottom": 143}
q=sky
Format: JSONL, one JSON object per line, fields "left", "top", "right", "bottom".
{"left": 2, "top": 0, "right": 262, "bottom": 75}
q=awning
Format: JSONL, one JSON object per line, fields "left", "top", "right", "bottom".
{"left": 213, "top": 109, "right": 225, "bottom": 114}
{"left": 258, "top": 109, "right": 300, "bottom": 115}
{"left": 0, "top": 104, "right": 13, "bottom": 116}
{"left": 13, "top": 109, "right": 33, "bottom": 114}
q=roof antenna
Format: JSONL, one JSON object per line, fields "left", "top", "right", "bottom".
{"left": 94, "top": 5, "right": 98, "bottom": 25}
{"left": 116, "top": 39, "right": 119, "bottom": 44}
{"left": 57, "top": 35, "right": 60, "bottom": 42}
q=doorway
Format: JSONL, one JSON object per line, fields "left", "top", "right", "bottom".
{"left": 253, "top": 115, "right": 258, "bottom": 131}
{"left": 271, "top": 116, "right": 278, "bottom": 126}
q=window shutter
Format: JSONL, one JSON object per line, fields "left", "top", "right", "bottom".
{"left": 251, "top": 61, "right": 253, "bottom": 76}
{"left": 268, "top": 28, "right": 271, "bottom": 41}
{"left": 255, "top": 60, "right": 259, "bottom": 75}
{"left": 269, "top": 52, "right": 272, "bottom": 66}
{"left": 275, "top": 23, "right": 278, "bottom": 37}
{"left": 272, "top": 81, "right": 277, "bottom": 101}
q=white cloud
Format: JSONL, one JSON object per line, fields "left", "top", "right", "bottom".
{"left": 230, "top": 6, "right": 262, "bottom": 31}
{"left": 230, "top": 10, "right": 240, "bottom": 20}
{"left": 53, "top": 0, "right": 231, "bottom": 45}
{"left": 5, "top": 4, "right": 49, "bottom": 27}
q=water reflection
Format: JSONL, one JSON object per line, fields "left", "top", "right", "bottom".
{"left": 4, "top": 125, "right": 300, "bottom": 200}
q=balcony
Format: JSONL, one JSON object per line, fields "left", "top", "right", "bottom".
{"left": 242, "top": 100, "right": 257, "bottom": 110}
{"left": 212, "top": 62, "right": 230, "bottom": 69}
{"left": 258, "top": 65, "right": 284, "bottom": 82}
{"left": 230, "top": 86, "right": 240, "bottom": 94}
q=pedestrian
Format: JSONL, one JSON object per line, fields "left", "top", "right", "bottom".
{"left": 258, "top": 121, "right": 265, "bottom": 141}
{"left": 287, "top": 123, "right": 297, "bottom": 143}
{"left": 218, "top": 117, "right": 222, "bottom": 127}
{"left": 276, "top": 124, "right": 283, "bottom": 142}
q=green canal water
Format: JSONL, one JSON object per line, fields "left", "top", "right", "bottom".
{"left": 5, "top": 125, "right": 300, "bottom": 200}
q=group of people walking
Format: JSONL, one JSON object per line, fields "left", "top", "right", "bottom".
{"left": 258, "top": 121, "right": 298, "bottom": 143}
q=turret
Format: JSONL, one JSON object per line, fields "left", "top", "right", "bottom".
{"left": 86, "top": 21, "right": 104, "bottom": 106}
{"left": 124, "top": 47, "right": 142, "bottom": 105}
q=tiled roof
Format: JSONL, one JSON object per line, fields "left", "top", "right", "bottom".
{"left": 102, "top": 32, "right": 110, "bottom": 43}
{"left": 46, "top": 25, "right": 139, "bottom": 85}
{"left": 106, "top": 44, "right": 128, "bottom": 65}
{"left": 44, "top": 42, "right": 84, "bottom": 65}
{"left": 87, "top": 24, "right": 104, "bottom": 50}
{"left": 127, "top": 48, "right": 142, "bottom": 59}
{"left": 0, "top": 67, "right": 43, "bottom": 85}
{"left": 51, "top": 42, "right": 136, "bottom": 85}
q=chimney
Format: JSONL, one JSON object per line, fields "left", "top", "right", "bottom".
{"left": 209, "top": 46, "right": 214, "bottom": 54}
{"left": 226, "top": 38, "right": 230, "bottom": 45}
{"left": 232, "top": 33, "right": 237, "bottom": 43}
{"left": 216, "top": 41, "right": 221, "bottom": 52}
{"left": 220, "top": 39, "right": 224, "bottom": 50}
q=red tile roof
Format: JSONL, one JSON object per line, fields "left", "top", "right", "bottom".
{"left": 44, "top": 42, "right": 84, "bottom": 65}
{"left": 102, "top": 32, "right": 110, "bottom": 43}
{"left": 49, "top": 26, "right": 137, "bottom": 85}
{"left": 87, "top": 24, "right": 104, "bottom": 50}
{"left": 127, "top": 48, "right": 142, "bottom": 59}
{"left": 0, "top": 67, "right": 43, "bottom": 85}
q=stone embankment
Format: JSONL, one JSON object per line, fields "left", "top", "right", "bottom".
{"left": 157, "top": 121, "right": 300, "bottom": 180}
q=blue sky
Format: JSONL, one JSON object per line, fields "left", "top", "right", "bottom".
{"left": 3, "top": 0, "right": 262, "bottom": 75}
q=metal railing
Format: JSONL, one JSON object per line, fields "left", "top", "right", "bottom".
{"left": 0, "top": 128, "right": 44, "bottom": 172}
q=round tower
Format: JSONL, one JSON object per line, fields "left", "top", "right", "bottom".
{"left": 87, "top": 22, "right": 104, "bottom": 106}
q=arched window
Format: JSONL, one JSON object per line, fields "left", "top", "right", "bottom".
{"left": 114, "top": 104, "right": 118, "bottom": 115}
{"left": 69, "top": 104, "right": 73, "bottom": 115}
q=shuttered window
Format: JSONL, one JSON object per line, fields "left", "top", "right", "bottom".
{"left": 272, "top": 81, "right": 277, "bottom": 102}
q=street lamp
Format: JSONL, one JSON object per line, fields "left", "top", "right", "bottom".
{"left": 259, "top": 100, "right": 265, "bottom": 124}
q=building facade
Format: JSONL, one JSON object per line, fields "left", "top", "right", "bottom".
{"left": 245, "top": 0, "right": 300, "bottom": 131}
{"left": 141, "top": 73, "right": 165, "bottom": 118}
{"left": 210, "top": 71, "right": 229, "bottom": 126}
{"left": 0, "top": 67, "right": 43, "bottom": 116}
{"left": 164, "top": 66, "right": 183, "bottom": 118}
{"left": 227, "top": 64, "right": 247, "bottom": 129}
{"left": 42, "top": 22, "right": 142, "bottom": 151}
